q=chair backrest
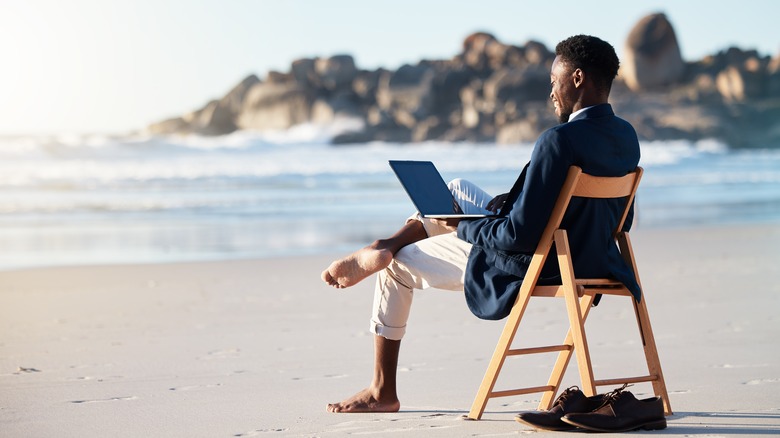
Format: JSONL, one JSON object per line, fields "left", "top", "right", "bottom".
{"left": 514, "top": 166, "right": 643, "bottom": 302}
{"left": 536, "top": 166, "right": 643, "bottom": 254}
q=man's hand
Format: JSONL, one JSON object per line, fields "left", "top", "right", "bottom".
{"left": 431, "top": 217, "right": 461, "bottom": 232}
{"left": 487, "top": 193, "right": 509, "bottom": 213}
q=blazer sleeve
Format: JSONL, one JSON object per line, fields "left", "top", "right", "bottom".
{"left": 458, "top": 128, "right": 574, "bottom": 252}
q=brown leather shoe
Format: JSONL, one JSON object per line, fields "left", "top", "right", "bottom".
{"left": 514, "top": 386, "right": 607, "bottom": 431}
{"left": 561, "top": 385, "right": 667, "bottom": 432}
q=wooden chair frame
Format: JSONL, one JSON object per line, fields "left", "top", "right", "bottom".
{"left": 467, "top": 166, "right": 671, "bottom": 420}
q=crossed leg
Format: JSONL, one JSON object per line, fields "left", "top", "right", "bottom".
{"left": 321, "top": 219, "right": 427, "bottom": 288}
{"left": 326, "top": 232, "right": 472, "bottom": 413}
{"left": 323, "top": 178, "right": 492, "bottom": 413}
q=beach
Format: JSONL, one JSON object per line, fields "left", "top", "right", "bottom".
{"left": 2, "top": 223, "right": 779, "bottom": 437}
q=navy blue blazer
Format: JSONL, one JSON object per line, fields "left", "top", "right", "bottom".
{"left": 457, "top": 104, "right": 641, "bottom": 320}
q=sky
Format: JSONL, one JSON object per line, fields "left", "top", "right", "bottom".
{"left": 1, "top": 0, "right": 779, "bottom": 135}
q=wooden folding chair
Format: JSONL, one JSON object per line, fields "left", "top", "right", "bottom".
{"left": 467, "top": 166, "right": 671, "bottom": 420}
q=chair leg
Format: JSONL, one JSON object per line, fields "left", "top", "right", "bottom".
{"left": 618, "top": 232, "right": 672, "bottom": 415}
{"left": 564, "top": 287, "right": 597, "bottom": 397}
{"left": 555, "top": 231, "right": 597, "bottom": 398}
{"left": 467, "top": 280, "right": 536, "bottom": 420}
{"left": 539, "top": 293, "right": 596, "bottom": 410}
{"left": 634, "top": 296, "right": 673, "bottom": 415}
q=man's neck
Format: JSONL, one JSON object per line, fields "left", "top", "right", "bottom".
{"left": 568, "top": 94, "right": 609, "bottom": 121}
{"left": 568, "top": 106, "right": 592, "bottom": 122}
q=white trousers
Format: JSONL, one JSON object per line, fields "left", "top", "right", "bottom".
{"left": 370, "top": 179, "right": 494, "bottom": 340}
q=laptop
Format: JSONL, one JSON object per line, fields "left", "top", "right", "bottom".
{"left": 388, "top": 160, "right": 496, "bottom": 218}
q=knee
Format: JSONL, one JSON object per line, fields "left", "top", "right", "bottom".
{"left": 383, "top": 249, "right": 417, "bottom": 290}
{"left": 447, "top": 178, "right": 467, "bottom": 192}
{"left": 393, "top": 244, "right": 419, "bottom": 267}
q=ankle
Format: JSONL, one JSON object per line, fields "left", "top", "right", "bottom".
{"left": 368, "top": 381, "right": 398, "bottom": 401}
{"left": 373, "top": 387, "right": 399, "bottom": 403}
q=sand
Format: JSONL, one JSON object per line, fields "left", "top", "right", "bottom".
{"left": 1, "top": 224, "right": 779, "bottom": 437}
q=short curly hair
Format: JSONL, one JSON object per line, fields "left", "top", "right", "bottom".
{"left": 555, "top": 35, "right": 620, "bottom": 92}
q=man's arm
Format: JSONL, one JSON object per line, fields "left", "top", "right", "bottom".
{"left": 457, "top": 129, "right": 573, "bottom": 253}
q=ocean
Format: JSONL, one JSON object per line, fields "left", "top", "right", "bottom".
{"left": 1, "top": 121, "right": 779, "bottom": 271}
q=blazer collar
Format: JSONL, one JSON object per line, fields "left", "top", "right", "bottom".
{"left": 568, "top": 103, "right": 614, "bottom": 122}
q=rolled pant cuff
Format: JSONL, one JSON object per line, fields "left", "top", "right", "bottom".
{"left": 370, "top": 319, "right": 406, "bottom": 341}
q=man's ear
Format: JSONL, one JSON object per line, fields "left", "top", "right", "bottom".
{"left": 572, "top": 68, "right": 584, "bottom": 88}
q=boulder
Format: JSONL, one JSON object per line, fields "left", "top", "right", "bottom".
{"left": 366, "top": 106, "right": 395, "bottom": 127}
{"left": 459, "top": 80, "right": 485, "bottom": 129}
{"left": 392, "top": 109, "right": 418, "bottom": 129}
{"left": 495, "top": 104, "right": 555, "bottom": 144}
{"left": 412, "top": 116, "right": 449, "bottom": 142}
{"left": 429, "top": 66, "right": 473, "bottom": 116}
{"left": 237, "top": 81, "right": 312, "bottom": 130}
{"left": 311, "top": 91, "right": 362, "bottom": 123}
{"left": 768, "top": 51, "right": 780, "bottom": 96}
{"left": 218, "top": 74, "right": 261, "bottom": 115}
{"left": 376, "top": 64, "right": 435, "bottom": 115}
{"left": 181, "top": 100, "right": 236, "bottom": 135}
{"left": 291, "top": 58, "right": 317, "bottom": 87}
{"left": 199, "top": 74, "right": 262, "bottom": 134}
{"left": 147, "top": 76, "right": 260, "bottom": 135}
{"left": 622, "top": 13, "right": 685, "bottom": 91}
{"left": 315, "top": 55, "right": 358, "bottom": 91}
{"left": 716, "top": 65, "right": 765, "bottom": 102}
{"left": 496, "top": 119, "right": 538, "bottom": 144}
{"left": 484, "top": 42, "right": 524, "bottom": 71}
{"left": 353, "top": 69, "right": 384, "bottom": 102}
{"left": 147, "top": 116, "right": 190, "bottom": 135}
{"left": 524, "top": 40, "right": 553, "bottom": 65}
{"left": 769, "top": 51, "right": 780, "bottom": 74}
{"left": 483, "top": 65, "right": 550, "bottom": 105}
{"left": 266, "top": 70, "right": 294, "bottom": 84}
{"left": 461, "top": 32, "right": 498, "bottom": 72}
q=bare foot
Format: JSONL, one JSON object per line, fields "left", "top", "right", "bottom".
{"left": 321, "top": 246, "right": 393, "bottom": 288}
{"left": 326, "top": 388, "right": 400, "bottom": 413}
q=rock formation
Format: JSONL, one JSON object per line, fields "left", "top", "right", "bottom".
{"left": 147, "top": 13, "right": 780, "bottom": 149}
{"left": 621, "top": 13, "right": 685, "bottom": 91}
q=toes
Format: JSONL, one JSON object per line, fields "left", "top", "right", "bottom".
{"left": 321, "top": 270, "right": 343, "bottom": 288}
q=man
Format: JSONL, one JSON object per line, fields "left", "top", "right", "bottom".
{"left": 321, "top": 35, "right": 641, "bottom": 413}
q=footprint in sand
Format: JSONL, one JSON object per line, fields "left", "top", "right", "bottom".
{"left": 198, "top": 348, "right": 241, "bottom": 360}
{"left": 233, "top": 429, "right": 289, "bottom": 436}
{"left": 290, "top": 373, "right": 348, "bottom": 381}
{"left": 169, "top": 383, "right": 223, "bottom": 391}
{"left": 70, "top": 396, "right": 138, "bottom": 404}
{"left": 713, "top": 363, "right": 770, "bottom": 369}
{"left": 744, "top": 378, "right": 780, "bottom": 385}
{"left": 670, "top": 389, "right": 691, "bottom": 394}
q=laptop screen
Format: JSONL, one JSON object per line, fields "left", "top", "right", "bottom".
{"left": 388, "top": 160, "right": 467, "bottom": 217}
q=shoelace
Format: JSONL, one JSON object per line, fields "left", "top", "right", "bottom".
{"left": 593, "top": 383, "right": 633, "bottom": 410}
{"left": 552, "top": 386, "right": 580, "bottom": 408}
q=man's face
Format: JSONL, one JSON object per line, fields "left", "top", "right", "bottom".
{"left": 549, "top": 56, "right": 577, "bottom": 123}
